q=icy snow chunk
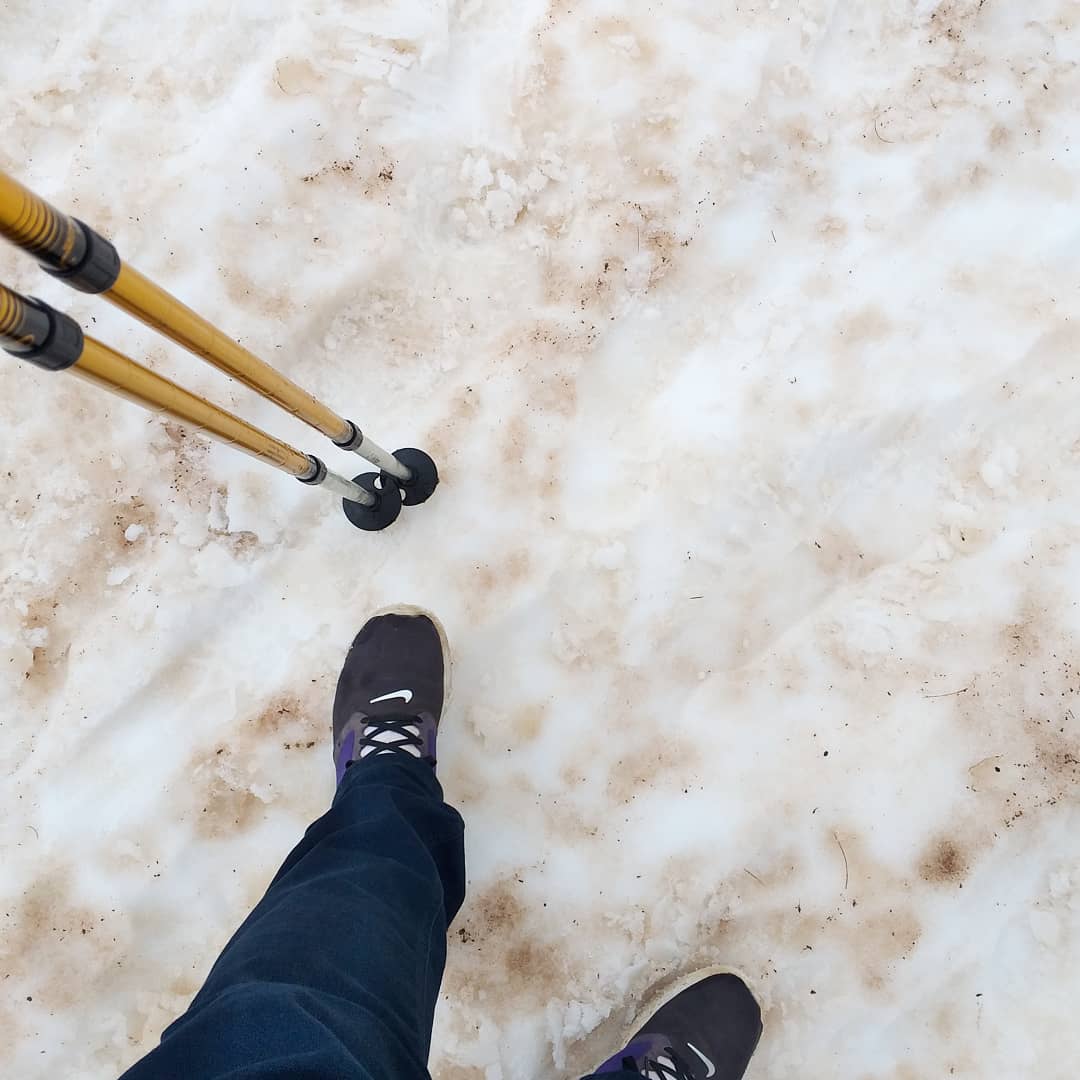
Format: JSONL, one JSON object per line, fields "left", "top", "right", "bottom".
{"left": 207, "top": 489, "right": 229, "bottom": 533}
{"left": 538, "top": 153, "right": 567, "bottom": 182}
{"left": 546, "top": 1000, "right": 607, "bottom": 1070}
{"left": 106, "top": 566, "right": 132, "bottom": 586}
{"left": 484, "top": 189, "right": 518, "bottom": 230}
{"left": 524, "top": 169, "right": 549, "bottom": 194}
{"left": 225, "top": 482, "right": 282, "bottom": 544}
{"left": 124, "top": 523, "right": 146, "bottom": 543}
{"left": 564, "top": 999, "right": 605, "bottom": 1038}
{"left": 173, "top": 505, "right": 213, "bottom": 548}
{"left": 462, "top": 154, "right": 494, "bottom": 195}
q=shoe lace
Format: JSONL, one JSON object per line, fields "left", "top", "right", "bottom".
{"left": 624, "top": 1048, "right": 695, "bottom": 1080}
{"left": 357, "top": 713, "right": 423, "bottom": 758}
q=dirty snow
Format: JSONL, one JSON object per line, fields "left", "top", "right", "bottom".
{"left": 3, "top": 0, "right": 1080, "bottom": 1077}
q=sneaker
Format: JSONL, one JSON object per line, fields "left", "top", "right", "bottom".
{"left": 592, "top": 968, "right": 762, "bottom": 1080}
{"left": 332, "top": 608, "right": 449, "bottom": 783}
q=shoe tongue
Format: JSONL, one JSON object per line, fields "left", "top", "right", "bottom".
{"left": 641, "top": 1054, "right": 680, "bottom": 1080}
{"left": 359, "top": 712, "right": 423, "bottom": 759}
{"left": 358, "top": 709, "right": 418, "bottom": 726}
{"left": 367, "top": 717, "right": 416, "bottom": 734}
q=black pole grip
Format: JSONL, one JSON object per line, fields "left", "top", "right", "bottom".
{"left": 40, "top": 218, "right": 121, "bottom": 294}
{"left": 0, "top": 287, "right": 84, "bottom": 371}
{"left": 0, "top": 174, "right": 121, "bottom": 294}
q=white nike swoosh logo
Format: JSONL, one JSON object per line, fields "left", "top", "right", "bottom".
{"left": 687, "top": 1042, "right": 715, "bottom": 1078}
{"left": 369, "top": 689, "right": 414, "bottom": 705}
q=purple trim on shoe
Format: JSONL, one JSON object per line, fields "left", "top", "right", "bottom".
{"left": 593, "top": 1033, "right": 669, "bottom": 1075}
{"left": 335, "top": 728, "right": 355, "bottom": 785}
{"left": 422, "top": 715, "right": 437, "bottom": 762}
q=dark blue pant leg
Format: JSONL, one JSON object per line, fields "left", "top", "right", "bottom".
{"left": 121, "top": 755, "right": 465, "bottom": 1080}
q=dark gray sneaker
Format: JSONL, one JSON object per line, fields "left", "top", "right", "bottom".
{"left": 332, "top": 608, "right": 449, "bottom": 783}
{"left": 592, "top": 969, "right": 762, "bottom": 1080}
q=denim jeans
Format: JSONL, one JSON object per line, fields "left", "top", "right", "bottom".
{"left": 121, "top": 755, "right": 636, "bottom": 1080}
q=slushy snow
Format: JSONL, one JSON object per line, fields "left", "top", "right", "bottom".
{"left": 3, "top": 0, "right": 1080, "bottom": 1077}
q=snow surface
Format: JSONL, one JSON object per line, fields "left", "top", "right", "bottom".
{"left": 3, "top": 0, "right": 1080, "bottom": 1076}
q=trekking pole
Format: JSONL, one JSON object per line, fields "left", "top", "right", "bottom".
{"left": 0, "top": 169, "right": 438, "bottom": 507}
{"left": 0, "top": 282, "right": 404, "bottom": 531}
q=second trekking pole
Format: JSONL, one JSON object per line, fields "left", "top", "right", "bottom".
{"left": 0, "top": 169, "right": 438, "bottom": 506}
{"left": 0, "top": 283, "right": 403, "bottom": 531}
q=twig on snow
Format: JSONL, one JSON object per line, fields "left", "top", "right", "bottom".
{"left": 923, "top": 686, "right": 970, "bottom": 699}
{"left": 834, "top": 832, "right": 849, "bottom": 892}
